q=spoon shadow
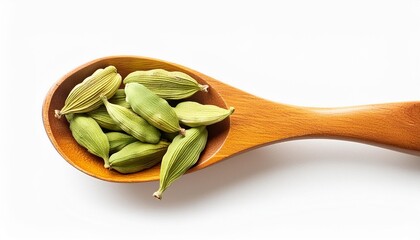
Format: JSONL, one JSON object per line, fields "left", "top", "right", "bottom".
{"left": 104, "top": 147, "right": 283, "bottom": 209}
{"left": 101, "top": 140, "right": 420, "bottom": 209}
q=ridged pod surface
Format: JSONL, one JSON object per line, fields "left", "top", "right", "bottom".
{"left": 87, "top": 106, "right": 122, "bottom": 131}
{"left": 102, "top": 96, "right": 161, "bottom": 144}
{"left": 55, "top": 66, "right": 122, "bottom": 118}
{"left": 174, "top": 101, "right": 235, "bottom": 127}
{"left": 105, "top": 132, "right": 137, "bottom": 154}
{"left": 153, "top": 126, "right": 208, "bottom": 200}
{"left": 109, "top": 89, "right": 130, "bottom": 108}
{"left": 125, "top": 83, "right": 184, "bottom": 134}
{"left": 123, "top": 69, "right": 208, "bottom": 100}
{"left": 109, "top": 141, "right": 169, "bottom": 174}
{"left": 67, "top": 114, "right": 110, "bottom": 168}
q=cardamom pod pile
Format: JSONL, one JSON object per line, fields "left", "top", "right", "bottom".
{"left": 55, "top": 66, "right": 234, "bottom": 200}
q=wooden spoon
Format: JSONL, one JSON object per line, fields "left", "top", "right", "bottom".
{"left": 42, "top": 55, "right": 420, "bottom": 183}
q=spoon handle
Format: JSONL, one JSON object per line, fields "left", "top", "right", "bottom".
{"left": 210, "top": 79, "right": 420, "bottom": 163}
{"left": 302, "top": 101, "right": 420, "bottom": 152}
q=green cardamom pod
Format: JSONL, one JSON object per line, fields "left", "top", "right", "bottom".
{"left": 125, "top": 83, "right": 184, "bottom": 134}
{"left": 67, "top": 114, "right": 110, "bottom": 168}
{"left": 109, "top": 140, "right": 170, "bottom": 174}
{"left": 87, "top": 106, "right": 122, "bottom": 131}
{"left": 153, "top": 126, "right": 208, "bottom": 200}
{"left": 123, "top": 69, "right": 208, "bottom": 100}
{"left": 174, "top": 101, "right": 235, "bottom": 127}
{"left": 109, "top": 89, "right": 130, "bottom": 108}
{"left": 102, "top": 96, "right": 161, "bottom": 144}
{"left": 106, "top": 132, "right": 137, "bottom": 154}
{"left": 55, "top": 66, "right": 122, "bottom": 118}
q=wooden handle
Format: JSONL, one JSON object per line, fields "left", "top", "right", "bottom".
{"left": 303, "top": 102, "right": 420, "bottom": 152}
{"left": 206, "top": 79, "right": 420, "bottom": 163}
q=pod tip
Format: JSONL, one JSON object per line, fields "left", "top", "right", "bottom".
{"left": 229, "top": 106, "right": 235, "bottom": 114}
{"left": 200, "top": 84, "right": 209, "bottom": 92}
{"left": 54, "top": 110, "right": 62, "bottom": 119}
{"left": 153, "top": 191, "right": 162, "bottom": 200}
{"left": 180, "top": 128, "right": 186, "bottom": 136}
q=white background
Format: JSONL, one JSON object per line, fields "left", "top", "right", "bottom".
{"left": 1, "top": 0, "right": 420, "bottom": 239}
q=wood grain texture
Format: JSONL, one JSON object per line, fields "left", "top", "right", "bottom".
{"left": 42, "top": 56, "right": 420, "bottom": 183}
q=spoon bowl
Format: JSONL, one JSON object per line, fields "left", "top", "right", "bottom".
{"left": 43, "top": 55, "right": 420, "bottom": 182}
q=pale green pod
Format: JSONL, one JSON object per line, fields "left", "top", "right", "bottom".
{"left": 55, "top": 66, "right": 122, "bottom": 118}
{"left": 105, "top": 132, "right": 137, "bottom": 154}
{"left": 153, "top": 126, "right": 208, "bottom": 200}
{"left": 109, "top": 140, "right": 170, "bottom": 174}
{"left": 174, "top": 101, "right": 235, "bottom": 127}
{"left": 125, "top": 83, "right": 184, "bottom": 134}
{"left": 67, "top": 114, "right": 110, "bottom": 168}
{"left": 87, "top": 106, "right": 122, "bottom": 131}
{"left": 109, "top": 89, "right": 130, "bottom": 108}
{"left": 102, "top": 96, "right": 161, "bottom": 144}
{"left": 123, "top": 69, "right": 208, "bottom": 100}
